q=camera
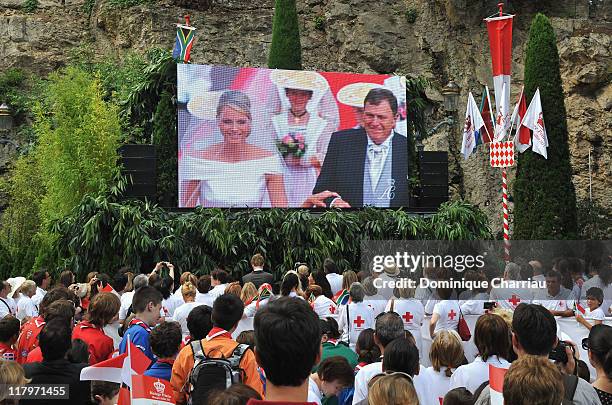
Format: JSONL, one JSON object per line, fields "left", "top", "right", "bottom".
{"left": 483, "top": 302, "right": 496, "bottom": 310}
{"left": 549, "top": 340, "right": 575, "bottom": 364}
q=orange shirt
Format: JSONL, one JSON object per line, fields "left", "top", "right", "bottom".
{"left": 16, "top": 316, "right": 45, "bottom": 363}
{"left": 170, "top": 328, "right": 264, "bottom": 404}
{"left": 72, "top": 320, "right": 114, "bottom": 365}
{"left": 24, "top": 346, "right": 42, "bottom": 363}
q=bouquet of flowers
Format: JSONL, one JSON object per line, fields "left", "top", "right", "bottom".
{"left": 276, "top": 132, "right": 307, "bottom": 161}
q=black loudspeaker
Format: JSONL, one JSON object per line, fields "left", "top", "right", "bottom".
{"left": 119, "top": 145, "right": 156, "bottom": 202}
{"left": 419, "top": 151, "right": 448, "bottom": 209}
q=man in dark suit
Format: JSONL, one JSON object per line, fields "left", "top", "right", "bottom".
{"left": 242, "top": 253, "right": 274, "bottom": 289}
{"left": 303, "top": 88, "right": 409, "bottom": 208}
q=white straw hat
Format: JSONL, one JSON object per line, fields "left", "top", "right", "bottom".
{"left": 336, "top": 82, "right": 384, "bottom": 107}
{"left": 269, "top": 69, "right": 329, "bottom": 92}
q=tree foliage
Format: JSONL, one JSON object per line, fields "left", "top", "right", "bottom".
{"left": 0, "top": 67, "right": 122, "bottom": 275}
{"left": 514, "top": 13, "right": 577, "bottom": 239}
{"left": 51, "top": 197, "right": 491, "bottom": 280}
{"left": 268, "top": 0, "right": 302, "bottom": 70}
{"left": 152, "top": 90, "right": 177, "bottom": 206}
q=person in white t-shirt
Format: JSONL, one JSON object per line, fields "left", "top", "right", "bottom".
{"left": 307, "top": 356, "right": 354, "bottom": 405}
{"left": 429, "top": 286, "right": 461, "bottom": 338}
{"left": 489, "top": 262, "right": 534, "bottom": 311}
{"left": 385, "top": 285, "right": 425, "bottom": 360}
{"left": 119, "top": 274, "right": 148, "bottom": 321}
{"left": 243, "top": 283, "right": 273, "bottom": 318}
{"left": 31, "top": 270, "right": 51, "bottom": 307}
{"left": 172, "top": 272, "right": 198, "bottom": 305}
{"left": 16, "top": 280, "right": 38, "bottom": 322}
{"left": 172, "top": 281, "right": 204, "bottom": 338}
{"left": 532, "top": 270, "right": 575, "bottom": 317}
{"left": 449, "top": 313, "right": 511, "bottom": 394}
{"left": 420, "top": 330, "right": 465, "bottom": 405}
{"left": 380, "top": 337, "right": 428, "bottom": 403}
{"left": 208, "top": 269, "right": 229, "bottom": 301}
{"left": 0, "top": 280, "right": 17, "bottom": 318}
{"left": 352, "top": 312, "right": 405, "bottom": 405}
{"left": 362, "top": 277, "right": 386, "bottom": 318}
{"left": 306, "top": 285, "right": 337, "bottom": 319}
{"left": 337, "top": 283, "right": 374, "bottom": 349}
{"left": 195, "top": 275, "right": 214, "bottom": 307}
{"left": 576, "top": 286, "right": 606, "bottom": 331}
{"left": 324, "top": 258, "right": 343, "bottom": 295}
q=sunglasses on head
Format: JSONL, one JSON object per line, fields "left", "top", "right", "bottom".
{"left": 582, "top": 338, "right": 589, "bottom": 351}
{"left": 368, "top": 371, "right": 414, "bottom": 389}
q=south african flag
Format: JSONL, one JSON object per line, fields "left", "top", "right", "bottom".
{"left": 333, "top": 289, "right": 350, "bottom": 306}
{"left": 172, "top": 24, "right": 196, "bottom": 63}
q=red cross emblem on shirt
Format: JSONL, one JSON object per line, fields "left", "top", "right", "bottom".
{"left": 353, "top": 316, "right": 365, "bottom": 327}
{"left": 329, "top": 305, "right": 336, "bottom": 314}
{"left": 448, "top": 310, "right": 457, "bottom": 320}
{"left": 509, "top": 295, "right": 521, "bottom": 306}
{"left": 402, "top": 312, "right": 413, "bottom": 323}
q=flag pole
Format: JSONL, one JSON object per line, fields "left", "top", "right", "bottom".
{"left": 502, "top": 167, "right": 510, "bottom": 262}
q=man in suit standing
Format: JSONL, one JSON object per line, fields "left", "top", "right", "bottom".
{"left": 303, "top": 88, "right": 409, "bottom": 208}
{"left": 242, "top": 253, "right": 274, "bottom": 289}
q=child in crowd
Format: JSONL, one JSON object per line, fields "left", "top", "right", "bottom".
{"left": 72, "top": 292, "right": 121, "bottom": 364}
{"left": 443, "top": 388, "right": 473, "bottom": 405}
{"left": 0, "top": 317, "right": 20, "bottom": 361}
{"left": 308, "top": 356, "right": 354, "bottom": 404}
{"left": 144, "top": 321, "right": 182, "bottom": 381}
{"left": 119, "top": 286, "right": 163, "bottom": 361}
{"left": 576, "top": 287, "right": 605, "bottom": 330}
{"left": 90, "top": 381, "right": 120, "bottom": 405}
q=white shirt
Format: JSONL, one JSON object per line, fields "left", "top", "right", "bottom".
{"left": 366, "top": 135, "right": 392, "bottom": 191}
{"left": 364, "top": 294, "right": 386, "bottom": 318}
{"left": 418, "top": 366, "right": 454, "bottom": 405}
{"left": 31, "top": 287, "right": 46, "bottom": 306}
{"left": 352, "top": 361, "right": 383, "bottom": 404}
{"left": 533, "top": 287, "right": 575, "bottom": 313}
{"left": 0, "top": 297, "right": 16, "bottom": 318}
{"left": 585, "top": 306, "right": 605, "bottom": 321}
{"left": 432, "top": 300, "right": 461, "bottom": 335}
{"left": 581, "top": 275, "right": 612, "bottom": 316}
{"left": 307, "top": 378, "right": 323, "bottom": 405}
{"left": 489, "top": 286, "right": 533, "bottom": 311}
{"left": 337, "top": 301, "right": 375, "bottom": 347}
{"left": 172, "top": 301, "right": 203, "bottom": 337}
{"left": 244, "top": 298, "right": 269, "bottom": 318}
{"left": 160, "top": 295, "right": 182, "bottom": 318}
{"left": 195, "top": 292, "right": 214, "bottom": 307}
{"left": 119, "top": 291, "right": 135, "bottom": 321}
{"left": 16, "top": 295, "right": 38, "bottom": 321}
{"left": 312, "top": 295, "right": 338, "bottom": 319}
{"left": 326, "top": 273, "right": 343, "bottom": 295}
{"left": 209, "top": 284, "right": 227, "bottom": 301}
{"left": 449, "top": 355, "right": 510, "bottom": 394}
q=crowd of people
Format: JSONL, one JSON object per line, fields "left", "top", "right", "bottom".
{"left": 0, "top": 252, "right": 610, "bottom": 405}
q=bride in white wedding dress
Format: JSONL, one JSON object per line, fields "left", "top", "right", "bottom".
{"left": 179, "top": 90, "right": 288, "bottom": 208}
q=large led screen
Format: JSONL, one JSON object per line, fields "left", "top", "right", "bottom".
{"left": 178, "top": 64, "right": 409, "bottom": 208}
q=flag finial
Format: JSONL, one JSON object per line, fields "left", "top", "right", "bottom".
{"left": 185, "top": 15, "right": 191, "bottom": 26}
{"left": 498, "top": 2, "right": 504, "bottom": 16}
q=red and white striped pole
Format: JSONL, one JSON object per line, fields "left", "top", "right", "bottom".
{"left": 502, "top": 167, "right": 510, "bottom": 262}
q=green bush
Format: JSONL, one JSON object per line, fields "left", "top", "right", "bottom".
{"left": 22, "top": 0, "right": 37, "bottom": 12}
{"left": 152, "top": 91, "right": 177, "bottom": 206}
{"left": 513, "top": 14, "right": 577, "bottom": 239}
{"left": 268, "top": 0, "right": 302, "bottom": 70}
{"left": 405, "top": 8, "right": 418, "bottom": 24}
{"left": 314, "top": 15, "right": 326, "bottom": 31}
{"left": 50, "top": 197, "right": 491, "bottom": 280}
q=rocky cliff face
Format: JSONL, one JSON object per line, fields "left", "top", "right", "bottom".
{"left": 1, "top": 0, "right": 610, "bottom": 233}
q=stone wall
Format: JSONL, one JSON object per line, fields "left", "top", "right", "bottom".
{"left": 0, "top": 0, "right": 609, "bottom": 233}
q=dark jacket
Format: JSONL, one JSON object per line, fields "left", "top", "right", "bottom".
{"left": 242, "top": 270, "right": 274, "bottom": 290}
{"left": 313, "top": 128, "right": 410, "bottom": 208}
{"left": 22, "top": 359, "right": 91, "bottom": 405}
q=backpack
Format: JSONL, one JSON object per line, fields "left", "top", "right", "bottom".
{"left": 473, "top": 373, "right": 579, "bottom": 405}
{"left": 186, "top": 339, "right": 251, "bottom": 404}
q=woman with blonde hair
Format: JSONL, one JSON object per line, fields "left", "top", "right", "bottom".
{"left": 16, "top": 280, "right": 38, "bottom": 322}
{"left": 172, "top": 281, "right": 203, "bottom": 338}
{"left": 368, "top": 373, "right": 419, "bottom": 405}
{"left": 241, "top": 282, "right": 258, "bottom": 306}
{"left": 420, "top": 330, "right": 465, "bottom": 404}
{"left": 180, "top": 90, "right": 288, "bottom": 207}
{"left": 0, "top": 360, "right": 29, "bottom": 405}
{"left": 173, "top": 272, "right": 198, "bottom": 303}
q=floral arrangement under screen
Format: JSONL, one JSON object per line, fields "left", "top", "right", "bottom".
{"left": 177, "top": 64, "right": 410, "bottom": 209}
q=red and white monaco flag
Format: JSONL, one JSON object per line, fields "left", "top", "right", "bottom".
{"left": 485, "top": 14, "right": 514, "bottom": 141}
{"left": 489, "top": 364, "right": 509, "bottom": 405}
{"left": 461, "top": 92, "right": 486, "bottom": 159}
{"left": 520, "top": 88, "right": 549, "bottom": 158}
{"left": 80, "top": 337, "right": 151, "bottom": 387}
{"left": 510, "top": 87, "right": 531, "bottom": 153}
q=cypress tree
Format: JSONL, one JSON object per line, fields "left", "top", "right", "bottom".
{"left": 268, "top": 0, "right": 302, "bottom": 69}
{"left": 152, "top": 90, "right": 177, "bottom": 207}
{"left": 513, "top": 13, "right": 577, "bottom": 239}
